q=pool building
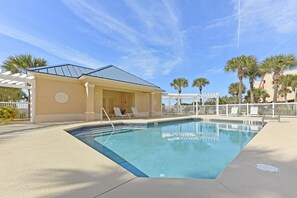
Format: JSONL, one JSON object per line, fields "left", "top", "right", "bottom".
{"left": 27, "top": 64, "right": 163, "bottom": 122}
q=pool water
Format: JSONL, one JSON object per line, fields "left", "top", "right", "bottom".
{"left": 70, "top": 119, "right": 260, "bottom": 179}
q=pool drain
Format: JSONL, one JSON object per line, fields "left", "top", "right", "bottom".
{"left": 256, "top": 163, "right": 280, "bottom": 173}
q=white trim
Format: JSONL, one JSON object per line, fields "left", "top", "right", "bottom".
{"left": 0, "top": 83, "right": 31, "bottom": 89}
{"left": 163, "top": 92, "right": 220, "bottom": 115}
{"left": 162, "top": 93, "right": 219, "bottom": 99}
{"left": 0, "top": 71, "right": 35, "bottom": 89}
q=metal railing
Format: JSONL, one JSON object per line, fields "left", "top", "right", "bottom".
{"left": 101, "top": 107, "right": 115, "bottom": 131}
{"left": 162, "top": 102, "right": 297, "bottom": 117}
{"left": 0, "top": 101, "right": 30, "bottom": 120}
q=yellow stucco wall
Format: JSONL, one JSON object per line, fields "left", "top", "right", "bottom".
{"left": 134, "top": 92, "right": 150, "bottom": 113}
{"left": 35, "top": 77, "right": 86, "bottom": 114}
{"left": 33, "top": 73, "right": 163, "bottom": 122}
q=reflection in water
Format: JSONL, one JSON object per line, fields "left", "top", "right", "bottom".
{"left": 161, "top": 121, "right": 260, "bottom": 143}
{"left": 162, "top": 122, "right": 220, "bottom": 141}
{"left": 71, "top": 120, "right": 260, "bottom": 179}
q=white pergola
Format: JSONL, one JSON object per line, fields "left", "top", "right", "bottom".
{"left": 162, "top": 93, "right": 220, "bottom": 115}
{"left": 0, "top": 70, "right": 35, "bottom": 122}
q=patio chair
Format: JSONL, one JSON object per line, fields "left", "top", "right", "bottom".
{"left": 249, "top": 106, "right": 258, "bottom": 116}
{"left": 229, "top": 107, "right": 238, "bottom": 116}
{"left": 131, "top": 107, "right": 141, "bottom": 118}
{"left": 113, "top": 107, "right": 129, "bottom": 119}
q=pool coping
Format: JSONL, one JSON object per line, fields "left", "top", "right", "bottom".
{"left": 67, "top": 117, "right": 263, "bottom": 179}
{"left": 1, "top": 115, "right": 296, "bottom": 197}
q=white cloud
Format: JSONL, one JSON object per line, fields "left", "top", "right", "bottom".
{"left": 206, "top": 67, "right": 224, "bottom": 74}
{"left": 209, "top": 44, "right": 233, "bottom": 50}
{"left": 206, "top": 0, "right": 297, "bottom": 50}
{"left": 62, "top": 0, "right": 184, "bottom": 78}
{"left": 240, "top": 0, "right": 297, "bottom": 34}
{"left": 0, "top": 23, "right": 104, "bottom": 67}
{"left": 204, "top": 14, "right": 236, "bottom": 30}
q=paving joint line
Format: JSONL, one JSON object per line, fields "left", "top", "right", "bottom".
{"left": 216, "top": 179, "right": 239, "bottom": 198}
{"left": 94, "top": 177, "right": 137, "bottom": 198}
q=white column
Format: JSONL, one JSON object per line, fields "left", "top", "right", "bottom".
{"left": 226, "top": 104, "right": 229, "bottom": 116}
{"left": 85, "top": 82, "right": 95, "bottom": 121}
{"left": 247, "top": 103, "right": 249, "bottom": 116}
{"left": 30, "top": 81, "right": 36, "bottom": 123}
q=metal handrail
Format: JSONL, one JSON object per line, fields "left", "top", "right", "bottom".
{"left": 101, "top": 107, "right": 115, "bottom": 131}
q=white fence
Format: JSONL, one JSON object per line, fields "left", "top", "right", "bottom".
{"left": 162, "top": 102, "right": 297, "bottom": 117}
{"left": 0, "top": 102, "right": 30, "bottom": 120}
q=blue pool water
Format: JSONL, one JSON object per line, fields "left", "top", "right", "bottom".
{"left": 70, "top": 119, "right": 260, "bottom": 179}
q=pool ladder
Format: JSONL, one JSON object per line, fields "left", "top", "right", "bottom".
{"left": 101, "top": 107, "right": 115, "bottom": 131}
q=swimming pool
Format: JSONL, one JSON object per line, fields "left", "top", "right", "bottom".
{"left": 69, "top": 119, "right": 261, "bottom": 179}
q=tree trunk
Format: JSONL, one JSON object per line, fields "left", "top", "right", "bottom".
{"left": 249, "top": 78, "right": 254, "bottom": 104}
{"left": 199, "top": 87, "right": 202, "bottom": 104}
{"left": 272, "top": 72, "right": 280, "bottom": 103}
{"left": 273, "top": 82, "right": 278, "bottom": 103}
{"left": 238, "top": 78, "right": 243, "bottom": 105}
{"left": 284, "top": 94, "right": 288, "bottom": 103}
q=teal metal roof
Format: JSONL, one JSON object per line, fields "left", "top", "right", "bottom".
{"left": 85, "top": 65, "right": 159, "bottom": 88}
{"left": 28, "top": 64, "right": 161, "bottom": 89}
{"left": 27, "top": 64, "right": 94, "bottom": 78}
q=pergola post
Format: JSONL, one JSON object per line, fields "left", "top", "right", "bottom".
{"left": 161, "top": 93, "right": 220, "bottom": 116}
{"left": 192, "top": 98, "right": 194, "bottom": 115}
{"left": 216, "top": 96, "right": 219, "bottom": 116}
{"left": 196, "top": 98, "right": 198, "bottom": 115}
{"left": 178, "top": 94, "right": 181, "bottom": 114}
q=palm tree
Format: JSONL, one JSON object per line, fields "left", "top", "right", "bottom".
{"left": 219, "top": 95, "right": 236, "bottom": 104}
{"left": 225, "top": 55, "right": 247, "bottom": 104}
{"left": 2, "top": 54, "right": 47, "bottom": 73}
{"left": 170, "top": 78, "right": 188, "bottom": 94}
{"left": 243, "top": 56, "right": 261, "bottom": 103}
{"left": 260, "top": 54, "right": 297, "bottom": 102}
{"left": 278, "top": 75, "right": 292, "bottom": 103}
{"left": 1, "top": 54, "right": 47, "bottom": 117}
{"left": 290, "top": 75, "right": 297, "bottom": 102}
{"left": 192, "top": 77, "right": 210, "bottom": 104}
{"left": 258, "top": 89, "right": 270, "bottom": 103}
{"left": 170, "top": 78, "right": 188, "bottom": 113}
{"left": 0, "top": 87, "right": 26, "bottom": 102}
{"left": 258, "top": 60, "right": 271, "bottom": 89}
{"left": 245, "top": 88, "right": 270, "bottom": 103}
{"left": 228, "top": 82, "right": 246, "bottom": 103}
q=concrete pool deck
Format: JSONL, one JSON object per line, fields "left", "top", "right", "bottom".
{"left": 0, "top": 116, "right": 296, "bottom": 198}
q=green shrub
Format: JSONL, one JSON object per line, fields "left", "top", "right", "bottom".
{"left": 0, "top": 106, "right": 19, "bottom": 124}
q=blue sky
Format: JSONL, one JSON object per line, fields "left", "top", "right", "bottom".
{"left": 1, "top": 0, "right": 297, "bottom": 96}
